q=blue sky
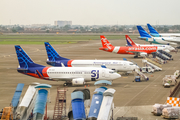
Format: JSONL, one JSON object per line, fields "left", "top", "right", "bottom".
{"left": 1, "top": 0, "right": 180, "bottom": 25}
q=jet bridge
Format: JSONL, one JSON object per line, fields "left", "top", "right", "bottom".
{"left": 158, "top": 50, "right": 172, "bottom": 59}
{"left": 152, "top": 52, "right": 169, "bottom": 61}
{"left": 151, "top": 53, "right": 167, "bottom": 64}
{"left": 157, "top": 51, "right": 171, "bottom": 60}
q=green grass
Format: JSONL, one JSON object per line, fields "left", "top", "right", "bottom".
{"left": 0, "top": 35, "right": 138, "bottom": 44}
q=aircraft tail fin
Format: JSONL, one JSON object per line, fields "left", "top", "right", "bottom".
{"left": 100, "top": 35, "right": 114, "bottom": 48}
{"left": 125, "top": 35, "right": 137, "bottom": 46}
{"left": 15, "top": 45, "right": 44, "bottom": 69}
{"left": 44, "top": 42, "right": 69, "bottom": 61}
{"left": 147, "top": 24, "right": 159, "bottom": 34}
{"left": 137, "top": 26, "right": 152, "bottom": 38}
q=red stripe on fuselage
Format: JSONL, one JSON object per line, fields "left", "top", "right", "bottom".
{"left": 67, "top": 60, "right": 73, "bottom": 67}
{"left": 42, "top": 67, "right": 50, "bottom": 78}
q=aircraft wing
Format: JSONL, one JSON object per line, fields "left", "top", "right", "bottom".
{"left": 126, "top": 51, "right": 148, "bottom": 57}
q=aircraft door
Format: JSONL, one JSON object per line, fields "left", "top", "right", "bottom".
{"left": 123, "top": 64, "right": 126, "bottom": 69}
{"left": 102, "top": 70, "right": 105, "bottom": 77}
{"left": 105, "top": 70, "right": 110, "bottom": 78}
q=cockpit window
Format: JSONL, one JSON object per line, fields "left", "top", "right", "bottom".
{"left": 130, "top": 63, "right": 134, "bottom": 65}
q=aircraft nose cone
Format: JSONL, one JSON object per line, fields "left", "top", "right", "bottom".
{"left": 135, "top": 65, "right": 139, "bottom": 69}
{"left": 115, "top": 73, "right": 121, "bottom": 79}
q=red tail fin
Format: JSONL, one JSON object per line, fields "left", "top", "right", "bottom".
{"left": 100, "top": 35, "right": 114, "bottom": 48}
{"left": 125, "top": 35, "right": 137, "bottom": 47}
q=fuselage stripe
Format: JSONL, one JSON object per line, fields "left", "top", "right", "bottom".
{"left": 42, "top": 67, "right": 50, "bottom": 78}
{"left": 67, "top": 60, "right": 73, "bottom": 67}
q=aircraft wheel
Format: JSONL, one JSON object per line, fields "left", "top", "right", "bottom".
{"left": 126, "top": 73, "right": 129, "bottom": 75}
{"left": 134, "top": 56, "right": 138, "bottom": 58}
{"left": 63, "top": 83, "right": 67, "bottom": 86}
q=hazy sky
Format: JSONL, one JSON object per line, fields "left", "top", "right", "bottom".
{"left": 1, "top": 0, "right": 180, "bottom": 25}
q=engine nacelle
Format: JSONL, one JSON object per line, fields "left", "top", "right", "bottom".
{"left": 140, "top": 52, "right": 147, "bottom": 57}
{"left": 72, "top": 78, "right": 85, "bottom": 85}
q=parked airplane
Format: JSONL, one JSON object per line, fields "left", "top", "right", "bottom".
{"left": 44, "top": 42, "right": 138, "bottom": 74}
{"left": 125, "top": 35, "right": 175, "bottom": 52}
{"left": 99, "top": 35, "right": 158, "bottom": 58}
{"left": 147, "top": 23, "right": 180, "bottom": 37}
{"left": 15, "top": 45, "right": 121, "bottom": 86}
{"left": 137, "top": 26, "right": 178, "bottom": 46}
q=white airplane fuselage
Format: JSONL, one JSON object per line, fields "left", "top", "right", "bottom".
{"left": 134, "top": 44, "right": 173, "bottom": 52}
{"left": 153, "top": 33, "right": 180, "bottom": 37}
{"left": 69, "top": 60, "right": 138, "bottom": 72}
{"left": 140, "top": 37, "right": 178, "bottom": 46}
{"left": 43, "top": 67, "right": 121, "bottom": 81}
{"left": 48, "top": 60, "right": 138, "bottom": 73}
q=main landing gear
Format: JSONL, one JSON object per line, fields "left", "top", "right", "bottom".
{"left": 134, "top": 56, "right": 138, "bottom": 58}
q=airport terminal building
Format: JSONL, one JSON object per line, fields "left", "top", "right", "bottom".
{"left": 54, "top": 20, "right": 72, "bottom": 27}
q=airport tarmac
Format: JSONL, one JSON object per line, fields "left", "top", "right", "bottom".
{"left": 0, "top": 38, "right": 180, "bottom": 120}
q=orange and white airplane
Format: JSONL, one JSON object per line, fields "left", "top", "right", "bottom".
{"left": 99, "top": 35, "right": 158, "bottom": 58}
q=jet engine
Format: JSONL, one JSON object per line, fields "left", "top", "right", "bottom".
{"left": 140, "top": 52, "right": 147, "bottom": 57}
{"left": 72, "top": 78, "right": 85, "bottom": 85}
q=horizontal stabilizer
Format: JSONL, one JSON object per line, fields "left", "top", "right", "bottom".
{"left": 101, "top": 65, "right": 107, "bottom": 68}
{"left": 17, "top": 68, "right": 28, "bottom": 71}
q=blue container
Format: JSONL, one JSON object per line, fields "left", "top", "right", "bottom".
{"left": 33, "top": 89, "right": 48, "bottom": 114}
{"left": 135, "top": 76, "right": 141, "bottom": 82}
{"left": 11, "top": 83, "right": 24, "bottom": 107}
{"left": 71, "top": 99, "right": 86, "bottom": 120}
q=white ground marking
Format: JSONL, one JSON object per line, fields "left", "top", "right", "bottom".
{"left": 114, "top": 60, "right": 180, "bottom": 117}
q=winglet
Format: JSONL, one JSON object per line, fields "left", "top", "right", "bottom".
{"left": 137, "top": 26, "right": 152, "bottom": 38}
{"left": 125, "top": 35, "right": 137, "bottom": 47}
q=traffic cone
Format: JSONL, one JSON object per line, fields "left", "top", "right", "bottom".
{"left": 84, "top": 85, "right": 86, "bottom": 88}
